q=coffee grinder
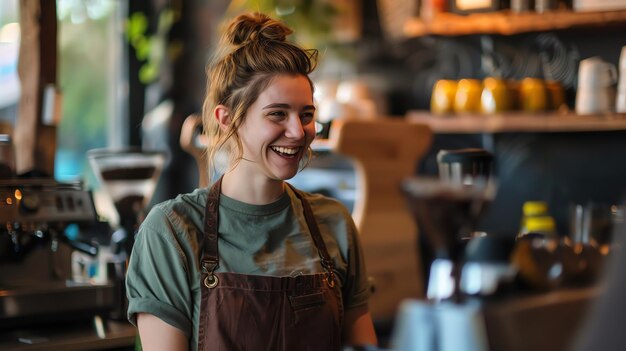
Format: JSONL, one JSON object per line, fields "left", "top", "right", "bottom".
{"left": 402, "top": 177, "right": 496, "bottom": 302}
{"left": 87, "top": 148, "right": 167, "bottom": 257}
{"left": 87, "top": 148, "right": 167, "bottom": 319}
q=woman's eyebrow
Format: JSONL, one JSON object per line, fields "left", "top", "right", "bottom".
{"left": 263, "top": 103, "right": 290, "bottom": 109}
{"left": 262, "top": 103, "right": 316, "bottom": 111}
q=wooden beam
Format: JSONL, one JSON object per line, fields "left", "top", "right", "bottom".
{"left": 35, "top": 0, "right": 58, "bottom": 176}
{"left": 15, "top": 0, "right": 57, "bottom": 176}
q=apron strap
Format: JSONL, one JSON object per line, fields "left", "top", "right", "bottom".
{"left": 198, "top": 177, "right": 222, "bottom": 350}
{"left": 285, "top": 183, "right": 337, "bottom": 287}
{"left": 201, "top": 176, "right": 222, "bottom": 287}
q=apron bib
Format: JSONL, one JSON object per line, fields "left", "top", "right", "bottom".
{"left": 197, "top": 178, "right": 343, "bottom": 351}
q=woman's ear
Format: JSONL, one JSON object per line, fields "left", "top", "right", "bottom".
{"left": 214, "top": 105, "right": 231, "bottom": 131}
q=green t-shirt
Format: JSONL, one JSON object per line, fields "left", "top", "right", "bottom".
{"left": 126, "top": 185, "right": 370, "bottom": 350}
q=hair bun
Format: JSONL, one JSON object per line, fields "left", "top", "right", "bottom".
{"left": 227, "top": 12, "right": 292, "bottom": 47}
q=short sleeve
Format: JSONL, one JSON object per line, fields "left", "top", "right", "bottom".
{"left": 126, "top": 207, "right": 194, "bottom": 337}
{"left": 342, "top": 214, "right": 371, "bottom": 310}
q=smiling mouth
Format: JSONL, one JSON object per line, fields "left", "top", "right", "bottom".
{"left": 270, "top": 146, "right": 300, "bottom": 158}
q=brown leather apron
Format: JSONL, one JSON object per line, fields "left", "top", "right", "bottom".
{"left": 197, "top": 178, "right": 343, "bottom": 351}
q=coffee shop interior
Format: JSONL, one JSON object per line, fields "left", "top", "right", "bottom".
{"left": 1, "top": 0, "right": 626, "bottom": 350}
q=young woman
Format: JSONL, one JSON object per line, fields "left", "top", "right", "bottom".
{"left": 126, "top": 12, "right": 377, "bottom": 350}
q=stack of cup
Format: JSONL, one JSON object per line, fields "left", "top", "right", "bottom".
{"left": 575, "top": 56, "right": 618, "bottom": 115}
{"left": 617, "top": 46, "right": 626, "bottom": 113}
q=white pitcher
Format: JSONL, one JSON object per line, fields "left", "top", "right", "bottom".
{"left": 576, "top": 56, "right": 618, "bottom": 115}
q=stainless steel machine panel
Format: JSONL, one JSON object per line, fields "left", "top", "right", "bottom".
{"left": 0, "top": 179, "right": 96, "bottom": 225}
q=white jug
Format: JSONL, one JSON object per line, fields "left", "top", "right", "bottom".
{"left": 578, "top": 56, "right": 617, "bottom": 89}
{"left": 576, "top": 57, "right": 617, "bottom": 115}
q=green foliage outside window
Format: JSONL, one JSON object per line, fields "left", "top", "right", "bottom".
{"left": 56, "top": 1, "right": 116, "bottom": 181}
{"left": 126, "top": 8, "right": 177, "bottom": 84}
{"left": 227, "top": 0, "right": 339, "bottom": 51}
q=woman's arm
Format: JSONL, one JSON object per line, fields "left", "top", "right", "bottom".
{"left": 137, "top": 313, "right": 188, "bottom": 351}
{"left": 343, "top": 304, "right": 378, "bottom": 347}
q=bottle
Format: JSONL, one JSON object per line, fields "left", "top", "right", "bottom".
{"left": 513, "top": 202, "right": 562, "bottom": 291}
{"left": 517, "top": 201, "right": 557, "bottom": 240}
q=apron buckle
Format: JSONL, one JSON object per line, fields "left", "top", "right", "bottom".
{"left": 204, "top": 274, "right": 219, "bottom": 288}
{"left": 202, "top": 259, "right": 219, "bottom": 289}
{"left": 321, "top": 259, "right": 337, "bottom": 288}
{"left": 326, "top": 273, "right": 336, "bottom": 288}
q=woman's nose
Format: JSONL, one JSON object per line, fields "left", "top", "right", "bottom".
{"left": 285, "top": 115, "right": 305, "bottom": 139}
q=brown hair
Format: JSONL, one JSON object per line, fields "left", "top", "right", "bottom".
{"left": 202, "top": 12, "right": 318, "bottom": 179}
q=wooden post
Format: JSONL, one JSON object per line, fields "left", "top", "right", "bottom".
{"left": 331, "top": 118, "right": 433, "bottom": 321}
{"left": 35, "top": 0, "right": 58, "bottom": 176}
{"left": 15, "top": 0, "right": 57, "bottom": 176}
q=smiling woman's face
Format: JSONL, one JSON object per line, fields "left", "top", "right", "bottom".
{"left": 235, "top": 74, "right": 316, "bottom": 181}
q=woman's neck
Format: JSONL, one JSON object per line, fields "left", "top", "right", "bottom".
{"left": 220, "top": 169, "right": 285, "bottom": 205}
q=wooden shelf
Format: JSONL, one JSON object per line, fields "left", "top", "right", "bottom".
{"left": 406, "top": 110, "right": 626, "bottom": 133}
{"left": 404, "top": 9, "right": 626, "bottom": 37}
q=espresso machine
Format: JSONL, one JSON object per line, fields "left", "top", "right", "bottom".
{"left": 0, "top": 178, "right": 118, "bottom": 335}
{"left": 0, "top": 135, "right": 131, "bottom": 348}
{"left": 0, "top": 146, "right": 166, "bottom": 350}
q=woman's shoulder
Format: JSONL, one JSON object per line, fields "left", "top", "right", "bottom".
{"left": 143, "top": 187, "right": 208, "bottom": 230}
{"left": 153, "top": 187, "right": 207, "bottom": 213}
{"left": 137, "top": 188, "right": 208, "bottom": 261}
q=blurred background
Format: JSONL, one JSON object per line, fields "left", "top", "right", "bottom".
{"left": 1, "top": 1, "right": 626, "bottom": 350}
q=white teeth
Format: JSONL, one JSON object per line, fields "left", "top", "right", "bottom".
{"left": 271, "top": 146, "right": 299, "bottom": 155}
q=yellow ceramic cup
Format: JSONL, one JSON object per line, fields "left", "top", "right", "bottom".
{"left": 454, "top": 79, "right": 482, "bottom": 114}
{"left": 519, "top": 78, "right": 547, "bottom": 112}
{"left": 507, "top": 80, "right": 520, "bottom": 110}
{"left": 481, "top": 77, "right": 511, "bottom": 114}
{"left": 545, "top": 80, "right": 566, "bottom": 110}
{"left": 431, "top": 80, "right": 458, "bottom": 115}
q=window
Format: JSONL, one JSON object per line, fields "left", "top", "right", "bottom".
{"left": 0, "top": 0, "right": 20, "bottom": 130}
{"left": 56, "top": 0, "right": 125, "bottom": 182}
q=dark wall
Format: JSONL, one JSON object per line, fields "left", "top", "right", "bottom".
{"left": 484, "top": 131, "right": 626, "bottom": 236}
{"left": 356, "top": 1, "right": 626, "bottom": 237}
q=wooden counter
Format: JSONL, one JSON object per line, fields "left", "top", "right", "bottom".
{"left": 0, "top": 319, "right": 136, "bottom": 351}
{"left": 406, "top": 111, "right": 626, "bottom": 134}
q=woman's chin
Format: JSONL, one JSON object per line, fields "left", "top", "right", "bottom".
{"left": 272, "top": 170, "right": 298, "bottom": 181}
{"left": 266, "top": 155, "right": 302, "bottom": 180}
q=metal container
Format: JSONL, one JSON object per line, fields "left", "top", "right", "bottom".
{"left": 535, "top": 0, "right": 557, "bottom": 12}
{"left": 437, "top": 148, "right": 494, "bottom": 185}
{"left": 0, "top": 134, "right": 15, "bottom": 179}
{"left": 511, "top": 0, "right": 533, "bottom": 12}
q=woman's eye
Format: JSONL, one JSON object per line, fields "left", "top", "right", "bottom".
{"left": 301, "top": 112, "right": 315, "bottom": 124}
{"left": 268, "top": 111, "right": 287, "bottom": 119}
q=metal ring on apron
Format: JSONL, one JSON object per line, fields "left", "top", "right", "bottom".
{"left": 326, "top": 274, "right": 335, "bottom": 288}
{"left": 321, "top": 259, "right": 336, "bottom": 288}
{"left": 204, "top": 274, "right": 219, "bottom": 288}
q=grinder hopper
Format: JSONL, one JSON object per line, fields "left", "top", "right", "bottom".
{"left": 87, "top": 148, "right": 167, "bottom": 256}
